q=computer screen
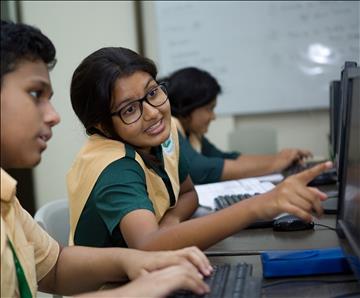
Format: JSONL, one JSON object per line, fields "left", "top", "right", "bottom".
{"left": 336, "top": 65, "right": 360, "bottom": 281}
{"left": 336, "top": 61, "right": 358, "bottom": 179}
{"left": 329, "top": 80, "right": 341, "bottom": 160}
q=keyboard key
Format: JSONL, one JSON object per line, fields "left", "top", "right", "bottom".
{"left": 214, "top": 193, "right": 274, "bottom": 229}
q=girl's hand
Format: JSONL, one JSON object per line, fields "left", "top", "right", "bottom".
{"left": 255, "top": 161, "right": 333, "bottom": 222}
{"left": 273, "top": 148, "right": 313, "bottom": 172}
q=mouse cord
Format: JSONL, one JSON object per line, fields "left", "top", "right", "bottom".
{"left": 313, "top": 223, "right": 337, "bottom": 231}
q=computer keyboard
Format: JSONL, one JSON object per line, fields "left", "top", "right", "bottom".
{"left": 168, "top": 263, "right": 262, "bottom": 298}
{"left": 214, "top": 193, "right": 274, "bottom": 228}
{"left": 308, "top": 168, "right": 337, "bottom": 186}
{"left": 282, "top": 162, "right": 337, "bottom": 186}
{"left": 282, "top": 161, "right": 320, "bottom": 176}
{"left": 214, "top": 193, "right": 257, "bottom": 210}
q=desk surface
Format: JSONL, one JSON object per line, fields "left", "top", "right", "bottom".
{"left": 203, "top": 211, "right": 360, "bottom": 297}
{"left": 207, "top": 214, "right": 339, "bottom": 253}
{"left": 194, "top": 182, "right": 360, "bottom": 296}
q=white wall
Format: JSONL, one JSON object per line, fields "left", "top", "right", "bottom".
{"left": 206, "top": 110, "right": 329, "bottom": 159}
{"left": 21, "top": 1, "right": 138, "bottom": 208}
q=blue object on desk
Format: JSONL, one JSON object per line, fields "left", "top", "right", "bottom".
{"left": 261, "top": 247, "right": 351, "bottom": 278}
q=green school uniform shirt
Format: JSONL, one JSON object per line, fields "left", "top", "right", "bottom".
{"left": 74, "top": 144, "right": 189, "bottom": 247}
{"left": 173, "top": 117, "right": 240, "bottom": 185}
{"left": 67, "top": 118, "right": 189, "bottom": 247}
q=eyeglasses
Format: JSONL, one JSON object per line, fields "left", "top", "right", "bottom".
{"left": 111, "top": 83, "right": 168, "bottom": 125}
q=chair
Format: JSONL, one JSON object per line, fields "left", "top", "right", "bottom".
{"left": 35, "top": 199, "right": 69, "bottom": 298}
{"left": 34, "top": 199, "right": 70, "bottom": 246}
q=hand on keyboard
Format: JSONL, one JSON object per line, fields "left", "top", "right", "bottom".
{"left": 273, "top": 148, "right": 313, "bottom": 172}
{"left": 169, "top": 263, "right": 262, "bottom": 298}
{"left": 125, "top": 262, "right": 210, "bottom": 298}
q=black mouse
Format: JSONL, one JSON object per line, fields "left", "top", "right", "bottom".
{"left": 273, "top": 215, "right": 314, "bottom": 231}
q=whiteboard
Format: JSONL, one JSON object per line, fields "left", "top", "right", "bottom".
{"left": 145, "top": 1, "right": 360, "bottom": 115}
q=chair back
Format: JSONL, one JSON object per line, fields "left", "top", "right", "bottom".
{"left": 34, "top": 199, "right": 70, "bottom": 246}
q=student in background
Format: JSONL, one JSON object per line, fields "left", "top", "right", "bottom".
{"left": 0, "top": 20, "right": 211, "bottom": 298}
{"left": 68, "top": 46, "right": 332, "bottom": 252}
{"left": 165, "top": 67, "right": 313, "bottom": 184}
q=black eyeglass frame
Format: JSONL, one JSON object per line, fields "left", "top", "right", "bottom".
{"left": 110, "top": 83, "right": 168, "bottom": 125}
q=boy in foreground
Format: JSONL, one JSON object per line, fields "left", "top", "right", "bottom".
{"left": 0, "top": 20, "right": 211, "bottom": 297}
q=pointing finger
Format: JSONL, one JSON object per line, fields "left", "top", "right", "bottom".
{"left": 296, "top": 161, "right": 333, "bottom": 184}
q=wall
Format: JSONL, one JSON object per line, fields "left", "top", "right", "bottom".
{"left": 148, "top": 2, "right": 359, "bottom": 115}
{"left": 206, "top": 111, "right": 329, "bottom": 159}
{"left": 21, "top": 1, "right": 138, "bottom": 208}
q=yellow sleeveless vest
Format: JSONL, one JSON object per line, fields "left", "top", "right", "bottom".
{"left": 67, "top": 118, "right": 180, "bottom": 245}
{"left": 172, "top": 116, "right": 202, "bottom": 153}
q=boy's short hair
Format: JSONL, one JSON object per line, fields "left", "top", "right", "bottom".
{"left": 1, "top": 20, "right": 56, "bottom": 83}
{"left": 165, "top": 67, "right": 222, "bottom": 117}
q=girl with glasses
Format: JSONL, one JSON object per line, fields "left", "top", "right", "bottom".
{"left": 68, "top": 47, "right": 332, "bottom": 251}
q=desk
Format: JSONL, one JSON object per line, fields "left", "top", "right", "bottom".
{"left": 208, "top": 255, "right": 360, "bottom": 298}
{"left": 202, "top": 211, "right": 360, "bottom": 297}
{"left": 207, "top": 214, "right": 339, "bottom": 254}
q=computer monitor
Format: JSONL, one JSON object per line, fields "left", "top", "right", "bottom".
{"left": 329, "top": 80, "right": 341, "bottom": 160}
{"left": 336, "top": 61, "right": 358, "bottom": 181}
{"left": 336, "top": 65, "right": 360, "bottom": 281}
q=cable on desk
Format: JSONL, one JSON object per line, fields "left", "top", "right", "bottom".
{"left": 331, "top": 292, "right": 360, "bottom": 298}
{"left": 262, "top": 278, "right": 357, "bottom": 289}
{"left": 314, "top": 222, "right": 337, "bottom": 231}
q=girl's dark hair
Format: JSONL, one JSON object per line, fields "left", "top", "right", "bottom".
{"left": 1, "top": 20, "right": 56, "bottom": 83}
{"left": 70, "top": 47, "right": 157, "bottom": 138}
{"left": 165, "top": 67, "right": 221, "bottom": 117}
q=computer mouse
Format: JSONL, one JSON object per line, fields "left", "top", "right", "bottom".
{"left": 273, "top": 215, "right": 314, "bottom": 231}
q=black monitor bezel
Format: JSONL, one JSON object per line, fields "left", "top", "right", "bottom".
{"left": 336, "top": 61, "right": 358, "bottom": 181}
{"left": 336, "top": 65, "right": 360, "bottom": 282}
{"left": 329, "top": 80, "right": 341, "bottom": 160}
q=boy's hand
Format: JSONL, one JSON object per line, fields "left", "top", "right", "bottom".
{"left": 115, "top": 262, "right": 210, "bottom": 297}
{"left": 121, "top": 246, "right": 212, "bottom": 280}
